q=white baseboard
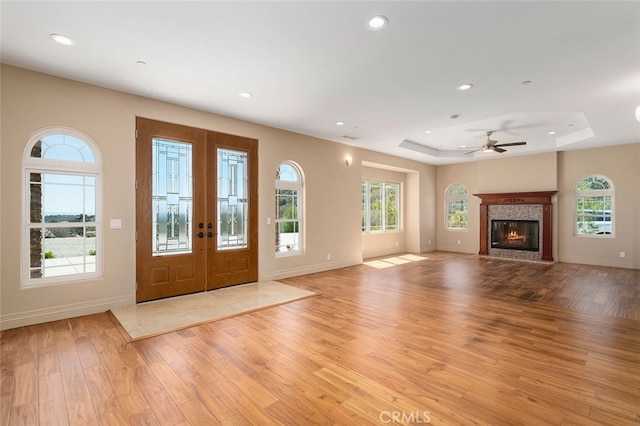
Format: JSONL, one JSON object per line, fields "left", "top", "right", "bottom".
{"left": 435, "top": 246, "right": 477, "bottom": 255}
{"left": 260, "top": 257, "right": 362, "bottom": 282}
{"left": 1, "top": 295, "right": 133, "bottom": 331}
{"left": 2, "top": 257, "right": 362, "bottom": 330}
{"left": 558, "top": 255, "right": 638, "bottom": 269}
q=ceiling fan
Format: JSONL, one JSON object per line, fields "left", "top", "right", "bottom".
{"left": 465, "top": 131, "right": 527, "bottom": 154}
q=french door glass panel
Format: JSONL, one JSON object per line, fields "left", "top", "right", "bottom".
{"left": 217, "top": 148, "right": 248, "bottom": 250}
{"left": 152, "top": 138, "right": 193, "bottom": 256}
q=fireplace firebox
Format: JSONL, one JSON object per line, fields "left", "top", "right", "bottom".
{"left": 491, "top": 220, "right": 539, "bottom": 251}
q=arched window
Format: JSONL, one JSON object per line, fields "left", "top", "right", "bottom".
{"left": 575, "top": 175, "right": 614, "bottom": 236}
{"left": 445, "top": 184, "right": 468, "bottom": 230}
{"left": 275, "top": 161, "right": 304, "bottom": 255}
{"left": 22, "top": 128, "right": 102, "bottom": 285}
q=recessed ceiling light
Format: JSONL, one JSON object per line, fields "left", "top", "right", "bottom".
{"left": 521, "top": 80, "right": 532, "bottom": 85}
{"left": 457, "top": 83, "right": 473, "bottom": 91}
{"left": 449, "top": 114, "right": 460, "bottom": 120}
{"left": 367, "top": 15, "right": 388, "bottom": 30}
{"left": 548, "top": 131, "right": 557, "bottom": 135}
{"left": 424, "top": 130, "right": 432, "bottom": 134}
{"left": 50, "top": 33, "right": 76, "bottom": 46}
{"left": 136, "top": 60, "right": 147, "bottom": 66}
{"left": 336, "top": 121, "right": 346, "bottom": 126}
{"left": 239, "top": 92, "right": 253, "bottom": 98}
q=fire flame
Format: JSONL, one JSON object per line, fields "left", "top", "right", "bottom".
{"left": 506, "top": 230, "right": 525, "bottom": 241}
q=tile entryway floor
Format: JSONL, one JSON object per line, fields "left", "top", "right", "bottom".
{"left": 110, "top": 281, "right": 316, "bottom": 341}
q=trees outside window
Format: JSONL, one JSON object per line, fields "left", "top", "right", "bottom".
{"left": 275, "top": 162, "right": 304, "bottom": 255}
{"left": 445, "top": 184, "right": 468, "bottom": 230}
{"left": 22, "top": 128, "right": 102, "bottom": 285}
{"left": 575, "top": 175, "right": 614, "bottom": 236}
{"left": 362, "top": 180, "right": 400, "bottom": 233}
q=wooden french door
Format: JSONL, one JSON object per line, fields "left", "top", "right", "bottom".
{"left": 135, "top": 118, "right": 258, "bottom": 302}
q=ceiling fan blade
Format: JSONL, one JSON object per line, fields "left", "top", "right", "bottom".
{"left": 494, "top": 141, "right": 526, "bottom": 147}
{"left": 465, "top": 148, "right": 483, "bottom": 155}
{"left": 493, "top": 147, "right": 507, "bottom": 153}
{"left": 497, "top": 119, "right": 514, "bottom": 132}
{"left": 466, "top": 122, "right": 542, "bottom": 136}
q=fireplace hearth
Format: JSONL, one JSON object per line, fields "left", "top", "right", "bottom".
{"left": 491, "top": 220, "right": 539, "bottom": 251}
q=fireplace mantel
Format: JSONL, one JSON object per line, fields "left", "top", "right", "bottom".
{"left": 473, "top": 191, "right": 557, "bottom": 205}
{"left": 473, "top": 191, "right": 557, "bottom": 261}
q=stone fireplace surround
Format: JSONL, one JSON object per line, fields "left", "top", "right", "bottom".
{"left": 473, "top": 191, "right": 557, "bottom": 262}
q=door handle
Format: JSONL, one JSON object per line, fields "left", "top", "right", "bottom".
{"left": 207, "top": 232, "right": 216, "bottom": 238}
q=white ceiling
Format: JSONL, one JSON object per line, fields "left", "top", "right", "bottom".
{"left": 2, "top": 1, "right": 639, "bottom": 165}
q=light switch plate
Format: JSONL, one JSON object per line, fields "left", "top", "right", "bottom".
{"left": 110, "top": 219, "right": 122, "bottom": 229}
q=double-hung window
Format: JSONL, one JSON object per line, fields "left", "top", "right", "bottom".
{"left": 22, "top": 128, "right": 102, "bottom": 285}
{"left": 362, "top": 180, "right": 400, "bottom": 233}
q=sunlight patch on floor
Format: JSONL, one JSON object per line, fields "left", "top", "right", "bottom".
{"left": 364, "top": 254, "right": 428, "bottom": 269}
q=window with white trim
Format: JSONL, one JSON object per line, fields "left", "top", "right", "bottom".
{"left": 445, "top": 183, "right": 468, "bottom": 230}
{"left": 575, "top": 175, "right": 614, "bottom": 237}
{"left": 22, "top": 129, "right": 102, "bottom": 285}
{"left": 362, "top": 180, "right": 400, "bottom": 233}
{"left": 275, "top": 161, "right": 304, "bottom": 255}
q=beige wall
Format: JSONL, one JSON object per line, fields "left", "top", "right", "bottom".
{"left": 436, "top": 162, "right": 480, "bottom": 254}
{"left": 0, "top": 65, "right": 436, "bottom": 329}
{"left": 2, "top": 65, "right": 637, "bottom": 330}
{"left": 475, "top": 152, "right": 558, "bottom": 193}
{"left": 437, "top": 147, "right": 640, "bottom": 269}
{"left": 557, "top": 144, "right": 640, "bottom": 268}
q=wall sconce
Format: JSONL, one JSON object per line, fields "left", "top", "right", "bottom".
{"left": 345, "top": 155, "right": 353, "bottom": 166}
{"left": 636, "top": 105, "right": 640, "bottom": 122}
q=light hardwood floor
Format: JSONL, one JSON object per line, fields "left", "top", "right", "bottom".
{"left": 2, "top": 252, "right": 639, "bottom": 425}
